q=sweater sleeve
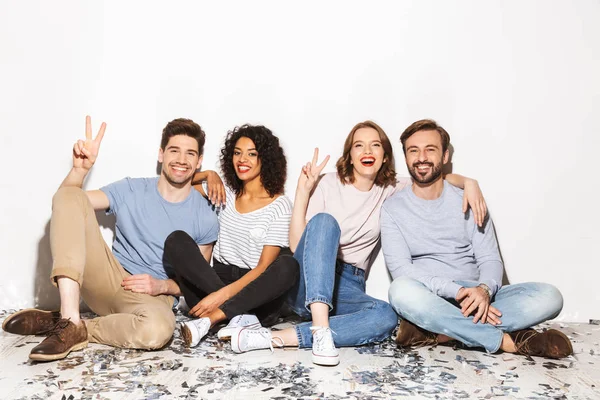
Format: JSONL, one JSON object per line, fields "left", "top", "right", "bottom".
{"left": 471, "top": 214, "right": 504, "bottom": 296}
{"left": 381, "top": 205, "right": 462, "bottom": 299}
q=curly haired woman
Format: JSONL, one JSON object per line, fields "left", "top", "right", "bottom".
{"left": 163, "top": 124, "right": 298, "bottom": 348}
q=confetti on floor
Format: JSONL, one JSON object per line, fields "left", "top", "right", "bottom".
{"left": 0, "top": 309, "right": 599, "bottom": 399}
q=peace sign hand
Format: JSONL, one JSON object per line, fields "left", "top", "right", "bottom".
{"left": 72, "top": 115, "right": 106, "bottom": 171}
{"left": 296, "top": 148, "right": 330, "bottom": 196}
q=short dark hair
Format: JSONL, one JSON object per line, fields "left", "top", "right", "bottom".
{"left": 335, "top": 120, "right": 396, "bottom": 187}
{"left": 400, "top": 119, "right": 450, "bottom": 154}
{"left": 160, "top": 118, "right": 206, "bottom": 155}
{"left": 220, "top": 124, "right": 287, "bottom": 197}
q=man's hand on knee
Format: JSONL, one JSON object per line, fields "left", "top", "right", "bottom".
{"left": 121, "top": 274, "right": 167, "bottom": 296}
{"left": 456, "top": 287, "right": 496, "bottom": 324}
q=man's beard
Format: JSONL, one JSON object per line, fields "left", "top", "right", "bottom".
{"left": 162, "top": 164, "right": 193, "bottom": 187}
{"left": 408, "top": 161, "right": 443, "bottom": 185}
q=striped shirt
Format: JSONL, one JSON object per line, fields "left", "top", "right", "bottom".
{"left": 213, "top": 186, "right": 292, "bottom": 269}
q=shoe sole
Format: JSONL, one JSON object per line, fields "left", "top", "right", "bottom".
{"left": 180, "top": 324, "right": 194, "bottom": 348}
{"left": 312, "top": 353, "right": 340, "bottom": 366}
{"left": 28, "top": 340, "right": 88, "bottom": 362}
{"left": 231, "top": 327, "right": 245, "bottom": 353}
{"left": 218, "top": 323, "right": 261, "bottom": 341}
{"left": 2, "top": 309, "right": 56, "bottom": 335}
{"left": 546, "top": 329, "right": 574, "bottom": 358}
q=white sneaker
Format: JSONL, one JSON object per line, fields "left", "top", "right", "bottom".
{"left": 217, "top": 314, "right": 261, "bottom": 340}
{"left": 230, "top": 326, "right": 284, "bottom": 354}
{"left": 311, "top": 326, "right": 339, "bottom": 366}
{"left": 180, "top": 317, "right": 211, "bottom": 348}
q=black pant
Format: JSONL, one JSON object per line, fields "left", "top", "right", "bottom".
{"left": 163, "top": 230, "right": 299, "bottom": 326}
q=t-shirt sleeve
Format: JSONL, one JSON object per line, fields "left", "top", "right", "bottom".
{"left": 195, "top": 210, "right": 219, "bottom": 245}
{"left": 100, "top": 178, "right": 136, "bottom": 215}
{"left": 264, "top": 197, "right": 292, "bottom": 247}
{"left": 471, "top": 214, "right": 504, "bottom": 296}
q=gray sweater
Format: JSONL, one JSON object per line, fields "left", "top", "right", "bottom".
{"left": 381, "top": 181, "right": 503, "bottom": 299}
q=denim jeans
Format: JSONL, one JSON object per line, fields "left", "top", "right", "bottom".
{"left": 388, "top": 276, "right": 564, "bottom": 352}
{"left": 286, "top": 213, "right": 398, "bottom": 348}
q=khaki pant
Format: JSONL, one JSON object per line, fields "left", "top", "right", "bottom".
{"left": 50, "top": 187, "right": 175, "bottom": 349}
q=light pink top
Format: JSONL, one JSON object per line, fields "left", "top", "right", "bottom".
{"left": 306, "top": 172, "right": 411, "bottom": 273}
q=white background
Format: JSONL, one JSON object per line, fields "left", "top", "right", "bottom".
{"left": 1, "top": 1, "right": 598, "bottom": 322}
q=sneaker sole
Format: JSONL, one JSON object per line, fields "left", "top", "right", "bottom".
{"left": 2, "top": 309, "right": 56, "bottom": 335}
{"left": 180, "top": 324, "right": 194, "bottom": 348}
{"left": 218, "top": 323, "right": 261, "bottom": 341}
{"left": 312, "top": 353, "right": 340, "bottom": 366}
{"left": 29, "top": 340, "right": 88, "bottom": 362}
{"left": 231, "top": 327, "right": 245, "bottom": 353}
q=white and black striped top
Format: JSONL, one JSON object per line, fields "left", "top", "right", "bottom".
{"left": 213, "top": 186, "right": 293, "bottom": 269}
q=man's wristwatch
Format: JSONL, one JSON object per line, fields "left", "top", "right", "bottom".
{"left": 478, "top": 283, "right": 492, "bottom": 298}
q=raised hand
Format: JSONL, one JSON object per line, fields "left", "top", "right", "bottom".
{"left": 296, "top": 148, "right": 330, "bottom": 196}
{"left": 72, "top": 115, "right": 106, "bottom": 171}
{"left": 206, "top": 171, "right": 226, "bottom": 207}
{"left": 462, "top": 179, "right": 488, "bottom": 227}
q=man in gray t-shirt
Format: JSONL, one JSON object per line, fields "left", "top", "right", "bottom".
{"left": 382, "top": 119, "right": 572, "bottom": 359}
{"left": 2, "top": 116, "right": 219, "bottom": 361}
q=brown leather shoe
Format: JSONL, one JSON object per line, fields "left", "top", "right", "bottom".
{"left": 29, "top": 319, "right": 88, "bottom": 362}
{"left": 2, "top": 309, "right": 61, "bottom": 335}
{"left": 395, "top": 320, "right": 438, "bottom": 348}
{"left": 509, "top": 328, "right": 573, "bottom": 359}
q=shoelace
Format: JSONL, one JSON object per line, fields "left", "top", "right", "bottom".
{"left": 513, "top": 330, "right": 537, "bottom": 354}
{"left": 47, "top": 318, "right": 71, "bottom": 343}
{"left": 310, "top": 326, "right": 337, "bottom": 351}
{"left": 246, "top": 329, "right": 285, "bottom": 353}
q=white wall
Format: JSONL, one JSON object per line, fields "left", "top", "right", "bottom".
{"left": 1, "top": 1, "right": 598, "bottom": 322}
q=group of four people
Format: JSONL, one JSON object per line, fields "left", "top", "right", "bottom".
{"left": 2, "top": 116, "right": 572, "bottom": 365}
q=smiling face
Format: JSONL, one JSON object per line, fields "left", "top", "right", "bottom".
{"left": 158, "top": 134, "right": 202, "bottom": 186}
{"left": 232, "top": 136, "right": 261, "bottom": 183}
{"left": 404, "top": 129, "right": 449, "bottom": 185}
{"left": 350, "top": 127, "right": 386, "bottom": 181}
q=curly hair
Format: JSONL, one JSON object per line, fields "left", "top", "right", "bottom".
{"left": 336, "top": 120, "right": 396, "bottom": 188}
{"left": 220, "top": 124, "right": 287, "bottom": 197}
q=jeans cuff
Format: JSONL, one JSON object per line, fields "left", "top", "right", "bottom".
{"left": 305, "top": 297, "right": 333, "bottom": 313}
{"left": 295, "top": 325, "right": 310, "bottom": 348}
{"left": 487, "top": 330, "right": 505, "bottom": 353}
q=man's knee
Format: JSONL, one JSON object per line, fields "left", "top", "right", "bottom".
{"left": 135, "top": 311, "right": 176, "bottom": 349}
{"left": 52, "top": 186, "right": 87, "bottom": 207}
{"left": 388, "top": 276, "right": 424, "bottom": 313}
{"left": 537, "top": 283, "right": 564, "bottom": 319}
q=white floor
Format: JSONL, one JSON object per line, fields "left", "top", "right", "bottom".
{"left": 0, "top": 310, "right": 599, "bottom": 400}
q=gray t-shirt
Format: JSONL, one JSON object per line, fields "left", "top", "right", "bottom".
{"left": 101, "top": 177, "right": 219, "bottom": 280}
{"left": 381, "top": 181, "right": 503, "bottom": 299}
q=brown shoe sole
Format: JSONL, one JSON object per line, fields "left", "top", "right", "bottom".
{"left": 2, "top": 309, "right": 55, "bottom": 334}
{"left": 28, "top": 340, "right": 88, "bottom": 362}
{"left": 180, "top": 324, "right": 193, "bottom": 348}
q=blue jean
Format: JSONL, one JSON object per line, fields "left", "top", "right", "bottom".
{"left": 388, "top": 276, "right": 564, "bottom": 352}
{"left": 287, "top": 213, "right": 398, "bottom": 348}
